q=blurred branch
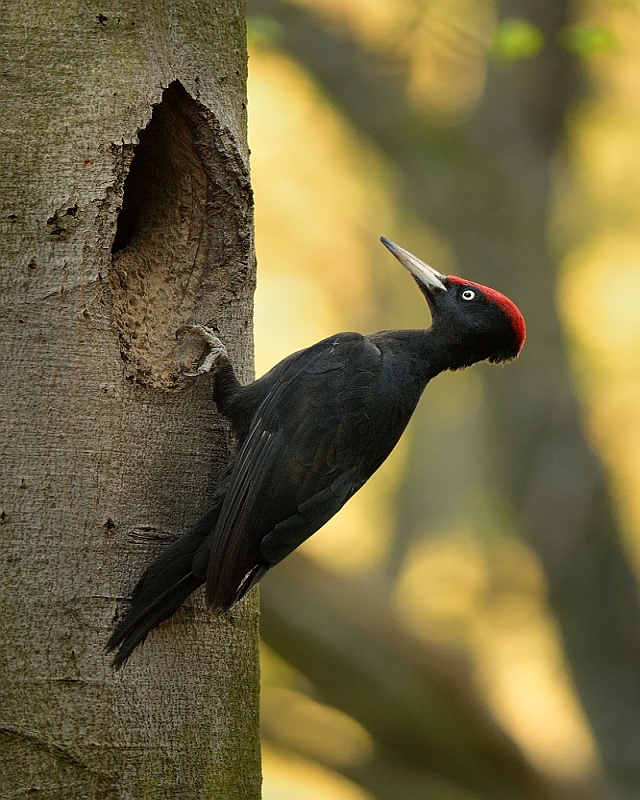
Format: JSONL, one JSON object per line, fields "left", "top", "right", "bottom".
{"left": 261, "top": 740, "right": 488, "bottom": 800}
{"left": 248, "top": 0, "right": 475, "bottom": 225}
{"left": 260, "top": 553, "right": 599, "bottom": 800}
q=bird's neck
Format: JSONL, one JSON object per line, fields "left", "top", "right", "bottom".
{"left": 371, "top": 328, "right": 451, "bottom": 383}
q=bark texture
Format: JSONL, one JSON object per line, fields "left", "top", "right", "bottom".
{"left": 0, "top": 2, "right": 260, "bottom": 797}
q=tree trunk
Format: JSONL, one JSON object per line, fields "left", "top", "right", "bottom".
{"left": 0, "top": 3, "right": 260, "bottom": 797}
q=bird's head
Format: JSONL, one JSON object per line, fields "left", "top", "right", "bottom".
{"left": 380, "top": 237, "right": 525, "bottom": 370}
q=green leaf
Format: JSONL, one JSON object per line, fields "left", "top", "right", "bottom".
{"left": 247, "top": 16, "right": 284, "bottom": 48}
{"left": 492, "top": 18, "right": 545, "bottom": 61}
{"left": 560, "top": 24, "right": 617, "bottom": 56}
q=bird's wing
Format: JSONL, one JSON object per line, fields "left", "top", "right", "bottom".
{"left": 205, "top": 332, "right": 393, "bottom": 611}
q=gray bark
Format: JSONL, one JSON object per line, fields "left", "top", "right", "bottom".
{"left": 1, "top": 2, "right": 260, "bottom": 797}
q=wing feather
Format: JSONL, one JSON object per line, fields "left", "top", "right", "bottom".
{"left": 205, "top": 333, "right": 405, "bottom": 611}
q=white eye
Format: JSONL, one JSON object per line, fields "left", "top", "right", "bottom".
{"left": 461, "top": 289, "right": 476, "bottom": 301}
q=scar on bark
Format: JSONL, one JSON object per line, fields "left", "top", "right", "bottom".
{"left": 109, "top": 80, "right": 253, "bottom": 389}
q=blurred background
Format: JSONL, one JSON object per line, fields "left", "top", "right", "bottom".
{"left": 245, "top": 0, "right": 640, "bottom": 797}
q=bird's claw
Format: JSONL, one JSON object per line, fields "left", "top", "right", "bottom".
{"left": 176, "top": 324, "right": 227, "bottom": 376}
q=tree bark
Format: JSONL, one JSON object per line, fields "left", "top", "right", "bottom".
{"left": 0, "top": 2, "right": 260, "bottom": 797}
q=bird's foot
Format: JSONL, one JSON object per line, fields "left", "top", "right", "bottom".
{"left": 176, "top": 324, "right": 227, "bottom": 376}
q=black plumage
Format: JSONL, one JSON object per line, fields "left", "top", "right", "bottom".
{"left": 107, "top": 237, "right": 525, "bottom": 666}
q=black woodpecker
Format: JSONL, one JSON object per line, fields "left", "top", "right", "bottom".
{"left": 107, "top": 237, "right": 526, "bottom": 667}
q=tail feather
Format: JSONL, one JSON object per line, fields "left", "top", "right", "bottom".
{"left": 107, "top": 572, "right": 202, "bottom": 668}
{"left": 107, "top": 505, "right": 223, "bottom": 667}
{"left": 209, "top": 560, "right": 270, "bottom": 615}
